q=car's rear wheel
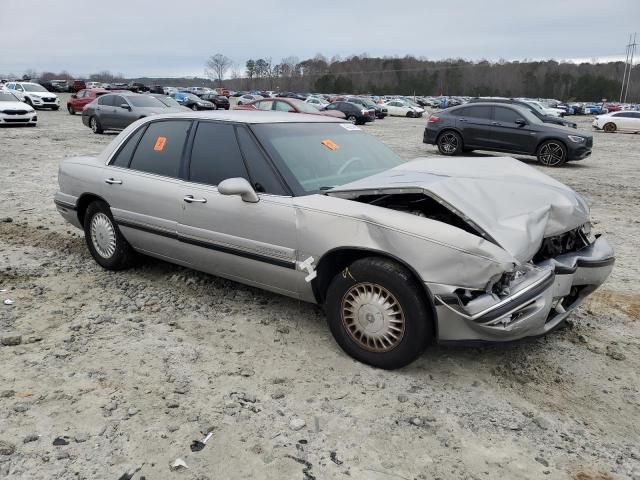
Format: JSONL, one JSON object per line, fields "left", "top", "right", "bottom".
{"left": 90, "top": 116, "right": 103, "bottom": 134}
{"left": 325, "top": 257, "right": 433, "bottom": 369}
{"left": 603, "top": 122, "right": 617, "bottom": 133}
{"left": 537, "top": 140, "right": 567, "bottom": 167}
{"left": 406, "top": 111, "right": 415, "bottom": 118}
{"left": 67, "top": 105, "right": 75, "bottom": 115}
{"left": 347, "top": 115, "right": 357, "bottom": 124}
{"left": 83, "top": 201, "right": 136, "bottom": 270}
{"left": 437, "top": 130, "right": 463, "bottom": 155}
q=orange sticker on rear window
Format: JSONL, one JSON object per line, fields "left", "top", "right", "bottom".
{"left": 321, "top": 139, "right": 339, "bottom": 151}
{"left": 154, "top": 136, "right": 167, "bottom": 152}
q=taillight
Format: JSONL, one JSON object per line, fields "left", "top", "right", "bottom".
{"left": 428, "top": 115, "right": 439, "bottom": 123}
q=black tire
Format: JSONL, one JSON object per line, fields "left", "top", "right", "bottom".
{"left": 191, "top": 104, "right": 198, "bottom": 111}
{"left": 437, "top": 130, "right": 463, "bottom": 155}
{"left": 406, "top": 111, "right": 415, "bottom": 118}
{"left": 537, "top": 139, "right": 567, "bottom": 167}
{"left": 603, "top": 122, "right": 616, "bottom": 133}
{"left": 347, "top": 115, "right": 357, "bottom": 124}
{"left": 90, "top": 116, "right": 103, "bottom": 134}
{"left": 325, "top": 257, "right": 433, "bottom": 369}
{"left": 83, "top": 201, "right": 136, "bottom": 270}
{"left": 462, "top": 148, "right": 474, "bottom": 153}
{"left": 67, "top": 104, "right": 75, "bottom": 115}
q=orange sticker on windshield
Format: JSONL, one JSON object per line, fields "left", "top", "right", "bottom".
{"left": 154, "top": 136, "right": 167, "bottom": 152}
{"left": 321, "top": 139, "right": 339, "bottom": 151}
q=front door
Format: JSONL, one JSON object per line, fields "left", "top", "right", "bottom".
{"left": 176, "top": 121, "right": 302, "bottom": 297}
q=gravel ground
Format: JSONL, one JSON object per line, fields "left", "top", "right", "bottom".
{"left": 0, "top": 95, "right": 639, "bottom": 480}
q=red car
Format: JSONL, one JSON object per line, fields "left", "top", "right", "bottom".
{"left": 234, "top": 97, "right": 345, "bottom": 119}
{"left": 67, "top": 88, "right": 110, "bottom": 115}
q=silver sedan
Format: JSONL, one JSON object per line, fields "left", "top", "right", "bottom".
{"left": 55, "top": 111, "right": 614, "bottom": 369}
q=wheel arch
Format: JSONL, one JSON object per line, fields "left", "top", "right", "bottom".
{"left": 312, "top": 247, "right": 438, "bottom": 337}
{"left": 76, "top": 193, "right": 110, "bottom": 226}
{"left": 436, "top": 127, "right": 465, "bottom": 142}
{"left": 535, "top": 136, "right": 568, "bottom": 153}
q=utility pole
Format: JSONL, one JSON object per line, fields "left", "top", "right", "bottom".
{"left": 620, "top": 33, "right": 637, "bottom": 103}
{"left": 623, "top": 33, "right": 637, "bottom": 103}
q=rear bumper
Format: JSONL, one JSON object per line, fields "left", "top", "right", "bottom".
{"left": 431, "top": 236, "right": 614, "bottom": 343}
{"left": 423, "top": 127, "right": 438, "bottom": 144}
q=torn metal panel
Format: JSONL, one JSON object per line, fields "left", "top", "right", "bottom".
{"left": 328, "top": 156, "right": 591, "bottom": 263}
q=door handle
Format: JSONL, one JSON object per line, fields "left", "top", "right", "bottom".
{"left": 105, "top": 178, "right": 122, "bottom": 185}
{"left": 459, "top": 118, "right": 467, "bottom": 122}
{"left": 183, "top": 195, "right": 207, "bottom": 204}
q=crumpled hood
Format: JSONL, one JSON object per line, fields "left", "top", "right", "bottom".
{"left": 327, "top": 157, "right": 590, "bottom": 263}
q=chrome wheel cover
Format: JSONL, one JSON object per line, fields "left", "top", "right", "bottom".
{"left": 341, "top": 283, "right": 405, "bottom": 352}
{"left": 91, "top": 117, "right": 98, "bottom": 132}
{"left": 439, "top": 133, "right": 459, "bottom": 154}
{"left": 539, "top": 142, "right": 565, "bottom": 166}
{"left": 90, "top": 213, "right": 117, "bottom": 258}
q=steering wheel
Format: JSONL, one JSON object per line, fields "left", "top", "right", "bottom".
{"left": 337, "top": 156, "right": 364, "bottom": 175}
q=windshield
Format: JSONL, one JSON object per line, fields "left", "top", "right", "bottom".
{"left": 251, "top": 123, "right": 404, "bottom": 195}
{"left": 0, "top": 92, "right": 20, "bottom": 102}
{"left": 512, "top": 105, "right": 542, "bottom": 124}
{"left": 185, "top": 94, "right": 201, "bottom": 101}
{"left": 127, "top": 96, "right": 163, "bottom": 107}
{"left": 154, "top": 95, "right": 181, "bottom": 107}
{"left": 22, "top": 83, "right": 48, "bottom": 92}
{"left": 525, "top": 101, "right": 545, "bottom": 113}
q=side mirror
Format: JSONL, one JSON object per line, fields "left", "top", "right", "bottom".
{"left": 218, "top": 177, "right": 259, "bottom": 203}
{"left": 121, "top": 103, "right": 131, "bottom": 110}
{"left": 515, "top": 119, "right": 526, "bottom": 127}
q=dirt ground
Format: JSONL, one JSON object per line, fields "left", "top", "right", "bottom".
{"left": 1, "top": 95, "right": 639, "bottom": 480}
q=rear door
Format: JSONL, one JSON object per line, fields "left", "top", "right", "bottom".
{"left": 491, "top": 106, "right": 537, "bottom": 153}
{"left": 176, "top": 121, "right": 301, "bottom": 297}
{"left": 97, "top": 95, "right": 117, "bottom": 128}
{"left": 101, "top": 120, "right": 191, "bottom": 260}
{"left": 456, "top": 105, "right": 495, "bottom": 148}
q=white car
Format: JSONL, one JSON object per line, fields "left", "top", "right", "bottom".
{"left": 383, "top": 100, "right": 425, "bottom": 117}
{"left": 523, "top": 100, "right": 564, "bottom": 117}
{"left": 237, "top": 94, "right": 263, "bottom": 105}
{"left": 5, "top": 82, "right": 60, "bottom": 110}
{"left": 86, "top": 81, "right": 102, "bottom": 89}
{"left": 305, "top": 96, "right": 329, "bottom": 109}
{"left": 163, "top": 86, "right": 178, "bottom": 96}
{"left": 0, "top": 90, "right": 37, "bottom": 126}
{"left": 593, "top": 111, "right": 640, "bottom": 133}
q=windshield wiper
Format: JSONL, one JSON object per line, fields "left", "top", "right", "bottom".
{"left": 319, "top": 186, "right": 335, "bottom": 191}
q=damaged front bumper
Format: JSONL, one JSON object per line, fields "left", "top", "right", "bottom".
{"left": 431, "top": 236, "right": 614, "bottom": 343}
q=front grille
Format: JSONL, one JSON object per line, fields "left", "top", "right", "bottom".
{"left": 2, "top": 110, "right": 28, "bottom": 115}
{"left": 533, "top": 226, "right": 590, "bottom": 262}
{"left": 42, "top": 98, "right": 55, "bottom": 103}
{"left": 4, "top": 118, "right": 30, "bottom": 123}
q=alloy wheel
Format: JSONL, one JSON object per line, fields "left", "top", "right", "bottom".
{"left": 538, "top": 142, "right": 565, "bottom": 166}
{"left": 341, "top": 282, "right": 405, "bottom": 352}
{"left": 439, "top": 133, "right": 459, "bottom": 154}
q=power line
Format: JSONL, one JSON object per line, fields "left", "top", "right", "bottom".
{"left": 620, "top": 33, "right": 637, "bottom": 103}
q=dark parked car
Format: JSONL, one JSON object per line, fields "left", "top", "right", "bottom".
{"left": 149, "top": 85, "right": 165, "bottom": 94}
{"left": 172, "top": 92, "right": 215, "bottom": 111}
{"left": 323, "top": 101, "right": 374, "bottom": 125}
{"left": 344, "top": 97, "right": 387, "bottom": 119}
{"left": 200, "top": 93, "right": 230, "bottom": 110}
{"left": 423, "top": 103, "right": 592, "bottom": 167}
{"left": 82, "top": 92, "right": 183, "bottom": 134}
{"left": 70, "top": 80, "right": 87, "bottom": 93}
{"left": 468, "top": 98, "right": 577, "bottom": 129}
{"left": 128, "top": 82, "right": 149, "bottom": 93}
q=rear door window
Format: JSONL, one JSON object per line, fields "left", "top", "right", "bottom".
{"left": 99, "top": 95, "right": 115, "bottom": 106}
{"left": 188, "top": 122, "right": 249, "bottom": 186}
{"left": 465, "top": 105, "right": 492, "bottom": 119}
{"left": 129, "top": 120, "right": 191, "bottom": 177}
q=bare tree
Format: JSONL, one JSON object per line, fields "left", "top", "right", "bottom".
{"left": 205, "top": 54, "right": 233, "bottom": 87}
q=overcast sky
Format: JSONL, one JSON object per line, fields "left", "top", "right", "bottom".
{"left": 1, "top": 0, "right": 638, "bottom": 78}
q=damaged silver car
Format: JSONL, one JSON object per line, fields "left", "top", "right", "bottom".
{"left": 54, "top": 111, "right": 614, "bottom": 369}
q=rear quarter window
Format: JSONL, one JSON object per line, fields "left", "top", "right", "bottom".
{"left": 128, "top": 120, "right": 191, "bottom": 177}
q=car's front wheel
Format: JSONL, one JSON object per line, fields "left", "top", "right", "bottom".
{"left": 406, "top": 111, "right": 415, "bottom": 118}
{"left": 191, "top": 104, "right": 198, "bottom": 111}
{"left": 603, "top": 122, "right": 617, "bottom": 133}
{"left": 89, "top": 116, "right": 104, "bottom": 134}
{"left": 537, "top": 140, "right": 567, "bottom": 167}
{"left": 84, "top": 201, "right": 136, "bottom": 270}
{"left": 325, "top": 257, "right": 433, "bottom": 369}
{"left": 437, "top": 130, "right": 463, "bottom": 155}
{"left": 67, "top": 105, "right": 75, "bottom": 115}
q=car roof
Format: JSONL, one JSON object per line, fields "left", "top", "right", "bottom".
{"left": 142, "top": 110, "right": 346, "bottom": 124}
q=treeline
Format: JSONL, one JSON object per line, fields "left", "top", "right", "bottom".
{"left": 227, "top": 55, "right": 637, "bottom": 101}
